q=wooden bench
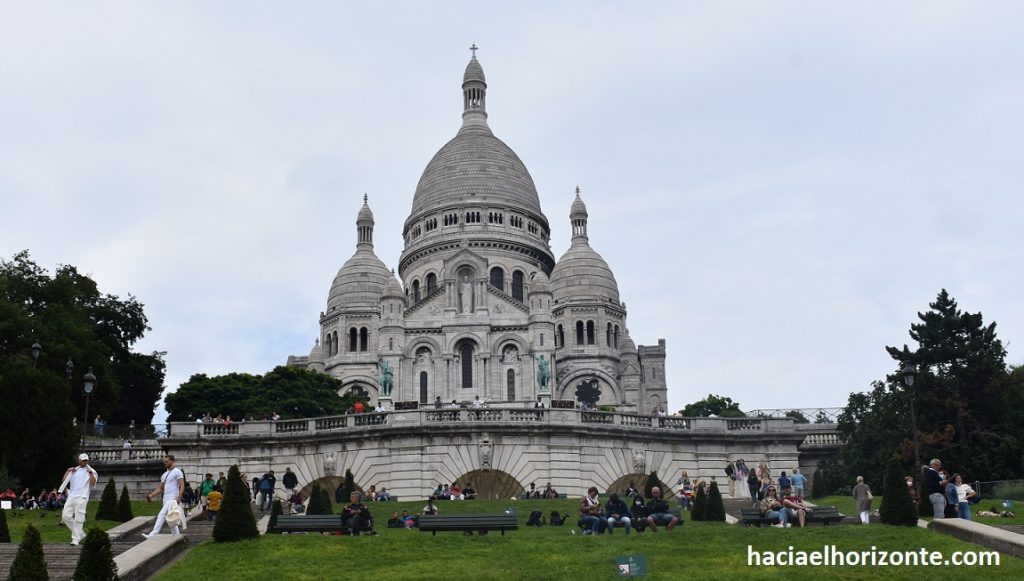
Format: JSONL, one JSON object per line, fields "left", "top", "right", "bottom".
{"left": 268, "top": 514, "right": 374, "bottom": 534}
{"left": 740, "top": 506, "right": 844, "bottom": 527}
{"left": 418, "top": 513, "right": 518, "bottom": 536}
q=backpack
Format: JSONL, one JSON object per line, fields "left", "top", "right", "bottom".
{"left": 549, "top": 511, "right": 566, "bottom": 526}
{"left": 526, "top": 510, "right": 545, "bottom": 526}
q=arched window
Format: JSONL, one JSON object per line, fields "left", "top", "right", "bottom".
{"left": 507, "top": 369, "right": 515, "bottom": 401}
{"left": 557, "top": 324, "right": 564, "bottom": 348}
{"left": 586, "top": 321, "right": 595, "bottom": 345}
{"left": 540, "top": 333, "right": 544, "bottom": 346}
{"left": 412, "top": 280, "right": 420, "bottom": 303}
{"left": 419, "top": 371, "right": 428, "bottom": 404}
{"left": 511, "top": 271, "right": 524, "bottom": 301}
{"left": 349, "top": 328, "right": 357, "bottom": 352}
{"left": 460, "top": 343, "right": 474, "bottom": 388}
{"left": 359, "top": 327, "right": 368, "bottom": 352}
{"left": 332, "top": 331, "right": 338, "bottom": 356}
{"left": 489, "top": 267, "right": 504, "bottom": 291}
{"left": 575, "top": 321, "right": 584, "bottom": 346}
{"left": 614, "top": 325, "right": 620, "bottom": 348}
{"left": 389, "top": 337, "right": 394, "bottom": 351}
{"left": 606, "top": 323, "right": 613, "bottom": 347}
{"left": 426, "top": 273, "right": 436, "bottom": 294}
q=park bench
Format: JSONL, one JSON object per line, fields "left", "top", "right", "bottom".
{"left": 418, "top": 513, "right": 518, "bottom": 536}
{"left": 740, "top": 506, "right": 844, "bottom": 527}
{"left": 268, "top": 514, "right": 374, "bottom": 535}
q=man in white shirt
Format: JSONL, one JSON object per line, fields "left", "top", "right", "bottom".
{"left": 143, "top": 454, "right": 185, "bottom": 538}
{"left": 61, "top": 453, "right": 98, "bottom": 546}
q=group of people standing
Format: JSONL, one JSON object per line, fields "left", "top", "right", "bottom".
{"left": 725, "top": 459, "right": 806, "bottom": 503}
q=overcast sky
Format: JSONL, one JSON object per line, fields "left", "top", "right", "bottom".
{"left": 3, "top": 1, "right": 1022, "bottom": 423}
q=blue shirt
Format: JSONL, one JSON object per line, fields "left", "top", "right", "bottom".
{"left": 790, "top": 473, "right": 807, "bottom": 489}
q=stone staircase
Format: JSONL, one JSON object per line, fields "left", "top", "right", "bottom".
{"left": 723, "top": 497, "right": 757, "bottom": 520}
{"left": 0, "top": 539, "right": 136, "bottom": 581}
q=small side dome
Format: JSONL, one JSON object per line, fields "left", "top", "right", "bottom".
{"left": 529, "top": 270, "right": 551, "bottom": 293}
{"left": 619, "top": 331, "right": 637, "bottom": 356}
{"left": 327, "top": 250, "right": 392, "bottom": 309}
{"left": 308, "top": 339, "right": 324, "bottom": 363}
{"left": 383, "top": 270, "right": 405, "bottom": 300}
{"left": 463, "top": 56, "right": 486, "bottom": 85}
{"left": 550, "top": 244, "right": 620, "bottom": 304}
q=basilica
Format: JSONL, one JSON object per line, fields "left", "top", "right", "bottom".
{"left": 287, "top": 52, "right": 667, "bottom": 413}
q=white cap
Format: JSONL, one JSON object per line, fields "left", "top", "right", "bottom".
{"left": 79, "top": 453, "right": 90, "bottom": 461}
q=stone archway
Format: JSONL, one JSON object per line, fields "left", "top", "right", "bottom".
{"left": 606, "top": 473, "right": 678, "bottom": 498}
{"left": 454, "top": 469, "right": 524, "bottom": 500}
{"left": 299, "top": 475, "right": 364, "bottom": 504}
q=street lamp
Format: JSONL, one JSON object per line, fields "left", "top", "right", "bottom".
{"left": 31, "top": 342, "right": 41, "bottom": 368}
{"left": 81, "top": 368, "right": 96, "bottom": 448}
{"left": 902, "top": 363, "right": 920, "bottom": 468}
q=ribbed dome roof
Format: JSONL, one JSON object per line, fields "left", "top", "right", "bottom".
{"left": 408, "top": 125, "right": 544, "bottom": 219}
{"left": 463, "top": 57, "right": 486, "bottom": 84}
{"left": 327, "top": 248, "right": 392, "bottom": 310}
{"left": 551, "top": 241, "right": 620, "bottom": 304}
{"left": 383, "top": 270, "right": 404, "bottom": 299}
{"left": 619, "top": 331, "right": 637, "bottom": 355}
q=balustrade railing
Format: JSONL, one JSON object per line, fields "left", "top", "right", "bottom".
{"left": 84, "top": 446, "right": 165, "bottom": 462}
{"left": 581, "top": 411, "right": 614, "bottom": 424}
{"left": 275, "top": 419, "right": 309, "bottom": 433}
{"left": 726, "top": 418, "right": 763, "bottom": 431}
{"left": 353, "top": 413, "right": 388, "bottom": 427}
{"left": 800, "top": 433, "right": 843, "bottom": 446}
{"left": 203, "top": 423, "right": 239, "bottom": 436}
{"left": 315, "top": 416, "right": 348, "bottom": 430}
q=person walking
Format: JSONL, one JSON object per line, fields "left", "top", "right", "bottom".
{"left": 60, "top": 453, "right": 97, "bottom": 546}
{"left": 143, "top": 455, "right": 185, "bottom": 539}
{"left": 852, "top": 476, "right": 873, "bottom": 524}
{"left": 258, "top": 470, "right": 276, "bottom": 511}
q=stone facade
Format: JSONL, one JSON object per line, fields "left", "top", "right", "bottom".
{"left": 286, "top": 54, "right": 668, "bottom": 413}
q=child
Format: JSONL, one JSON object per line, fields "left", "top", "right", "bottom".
{"left": 206, "top": 485, "right": 223, "bottom": 521}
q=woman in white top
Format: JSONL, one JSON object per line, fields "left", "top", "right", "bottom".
{"left": 951, "top": 474, "right": 976, "bottom": 520}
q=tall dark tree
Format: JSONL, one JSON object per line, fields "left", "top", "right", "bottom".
{"left": 691, "top": 484, "right": 708, "bottom": 521}
{"left": 705, "top": 481, "right": 726, "bottom": 521}
{"left": 879, "top": 454, "right": 918, "bottom": 526}
{"left": 95, "top": 479, "right": 118, "bottom": 521}
{"left": 643, "top": 470, "right": 667, "bottom": 500}
{"left": 117, "top": 486, "right": 134, "bottom": 523}
{"left": 0, "top": 252, "right": 165, "bottom": 487}
{"left": 212, "top": 465, "right": 258, "bottom": 543}
{"left": 0, "top": 507, "right": 10, "bottom": 543}
{"left": 8, "top": 524, "right": 47, "bottom": 581}
{"left": 307, "top": 486, "right": 331, "bottom": 515}
{"left": 72, "top": 527, "right": 118, "bottom": 581}
{"left": 678, "top": 394, "right": 745, "bottom": 418}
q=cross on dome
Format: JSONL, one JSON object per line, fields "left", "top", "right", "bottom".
{"left": 470, "top": 43, "right": 478, "bottom": 58}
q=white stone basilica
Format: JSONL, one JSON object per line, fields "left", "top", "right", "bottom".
{"left": 287, "top": 52, "right": 667, "bottom": 413}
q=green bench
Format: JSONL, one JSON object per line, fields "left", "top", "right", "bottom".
{"left": 740, "top": 506, "right": 844, "bottom": 527}
{"left": 268, "top": 514, "right": 374, "bottom": 534}
{"left": 418, "top": 513, "right": 518, "bottom": 536}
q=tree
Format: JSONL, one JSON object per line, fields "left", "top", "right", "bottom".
{"left": 307, "top": 486, "right": 332, "bottom": 515}
{"left": 784, "top": 410, "right": 809, "bottom": 424}
{"left": 336, "top": 469, "right": 356, "bottom": 504}
{"left": 879, "top": 454, "right": 918, "bottom": 526}
{"left": 705, "top": 481, "right": 726, "bottom": 521}
{"left": 72, "top": 527, "right": 118, "bottom": 581}
{"left": 95, "top": 479, "right": 118, "bottom": 521}
{"left": 0, "top": 252, "right": 165, "bottom": 488}
{"left": 118, "top": 486, "right": 133, "bottom": 522}
{"left": 679, "top": 394, "right": 745, "bottom": 418}
{"left": 269, "top": 499, "right": 283, "bottom": 530}
{"left": 691, "top": 484, "right": 708, "bottom": 521}
{"left": 8, "top": 524, "right": 47, "bottom": 581}
{"left": 165, "top": 366, "right": 368, "bottom": 421}
{"left": 0, "top": 507, "right": 10, "bottom": 543}
{"left": 643, "top": 470, "right": 667, "bottom": 500}
{"left": 212, "top": 465, "right": 258, "bottom": 543}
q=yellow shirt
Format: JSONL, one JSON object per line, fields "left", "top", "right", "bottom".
{"left": 207, "top": 491, "right": 223, "bottom": 511}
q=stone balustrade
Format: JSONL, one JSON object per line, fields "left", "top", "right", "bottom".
{"left": 83, "top": 446, "right": 166, "bottom": 462}
{"left": 163, "top": 409, "right": 838, "bottom": 440}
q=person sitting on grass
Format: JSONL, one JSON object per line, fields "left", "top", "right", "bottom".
{"left": 387, "top": 511, "right": 403, "bottom": 528}
{"left": 287, "top": 490, "right": 304, "bottom": 514}
{"left": 450, "top": 482, "right": 464, "bottom": 500}
{"left": 341, "top": 492, "right": 373, "bottom": 536}
{"left": 630, "top": 495, "right": 648, "bottom": 533}
{"left": 206, "top": 485, "right": 223, "bottom": 521}
{"left": 401, "top": 510, "right": 418, "bottom": 528}
{"left": 605, "top": 493, "right": 631, "bottom": 534}
{"left": 543, "top": 482, "right": 558, "bottom": 499}
{"left": 977, "top": 506, "right": 1016, "bottom": 518}
{"left": 579, "top": 486, "right": 606, "bottom": 535}
{"left": 423, "top": 498, "right": 439, "bottom": 515}
{"left": 463, "top": 483, "right": 476, "bottom": 500}
{"left": 781, "top": 485, "right": 811, "bottom": 527}
{"left": 759, "top": 486, "right": 790, "bottom": 528}
{"left": 625, "top": 482, "right": 641, "bottom": 500}
{"left": 645, "top": 487, "right": 679, "bottom": 532}
{"left": 377, "top": 486, "right": 392, "bottom": 502}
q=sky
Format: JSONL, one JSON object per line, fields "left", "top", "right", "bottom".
{"left": 2, "top": 1, "right": 1022, "bottom": 423}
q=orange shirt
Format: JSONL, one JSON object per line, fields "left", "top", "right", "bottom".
{"left": 207, "top": 491, "right": 223, "bottom": 511}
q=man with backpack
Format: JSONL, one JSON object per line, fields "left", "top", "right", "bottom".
{"left": 258, "top": 470, "right": 276, "bottom": 511}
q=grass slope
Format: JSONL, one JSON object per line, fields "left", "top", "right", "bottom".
{"left": 4, "top": 500, "right": 162, "bottom": 543}
{"left": 158, "top": 498, "right": 1023, "bottom": 580}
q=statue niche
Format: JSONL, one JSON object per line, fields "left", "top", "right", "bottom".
{"left": 459, "top": 274, "right": 473, "bottom": 313}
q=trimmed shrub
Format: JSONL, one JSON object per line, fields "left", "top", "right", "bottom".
{"left": 335, "top": 469, "right": 356, "bottom": 505}
{"left": 72, "top": 527, "right": 118, "bottom": 581}
{"left": 307, "top": 486, "right": 332, "bottom": 515}
{"left": 212, "top": 465, "right": 258, "bottom": 543}
{"left": 643, "top": 470, "right": 668, "bottom": 499}
{"left": 705, "top": 481, "right": 726, "bottom": 522}
{"left": 95, "top": 479, "right": 118, "bottom": 521}
{"left": 8, "top": 524, "right": 47, "bottom": 581}
{"left": 918, "top": 479, "right": 933, "bottom": 517}
{"left": 691, "top": 484, "right": 708, "bottom": 521}
{"left": 880, "top": 454, "right": 918, "bottom": 526}
{"left": 269, "top": 499, "right": 283, "bottom": 529}
{"left": 117, "top": 486, "right": 133, "bottom": 522}
{"left": 0, "top": 506, "right": 11, "bottom": 543}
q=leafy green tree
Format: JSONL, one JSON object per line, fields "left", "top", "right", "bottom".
{"left": 166, "top": 366, "right": 368, "bottom": 421}
{"left": 705, "top": 481, "right": 726, "bottom": 521}
{"left": 0, "top": 507, "right": 10, "bottom": 543}
{"left": 118, "top": 486, "right": 133, "bottom": 523}
{"left": 691, "top": 484, "right": 707, "bottom": 521}
{"left": 679, "top": 394, "right": 745, "bottom": 418}
{"left": 879, "top": 454, "right": 918, "bottom": 526}
{"left": 0, "top": 252, "right": 165, "bottom": 487}
{"left": 212, "top": 465, "right": 258, "bottom": 543}
{"left": 8, "top": 524, "right": 47, "bottom": 581}
{"left": 95, "top": 479, "right": 118, "bottom": 521}
{"left": 72, "top": 527, "right": 118, "bottom": 581}
{"left": 784, "top": 410, "right": 809, "bottom": 424}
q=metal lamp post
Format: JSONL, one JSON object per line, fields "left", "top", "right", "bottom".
{"left": 31, "top": 342, "right": 41, "bottom": 368}
{"left": 81, "top": 368, "right": 96, "bottom": 448}
{"left": 902, "top": 363, "right": 920, "bottom": 468}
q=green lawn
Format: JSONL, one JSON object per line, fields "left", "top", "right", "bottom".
{"left": 4, "top": 500, "right": 161, "bottom": 543}
{"left": 813, "top": 495, "right": 1024, "bottom": 526}
{"left": 157, "top": 498, "right": 1023, "bottom": 580}
{"left": 811, "top": 495, "right": 876, "bottom": 517}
